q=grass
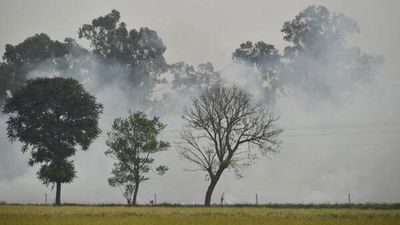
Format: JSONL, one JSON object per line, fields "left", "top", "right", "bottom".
{"left": 0, "top": 205, "right": 399, "bottom": 225}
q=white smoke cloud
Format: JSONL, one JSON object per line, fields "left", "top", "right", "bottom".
{"left": 0, "top": 1, "right": 400, "bottom": 205}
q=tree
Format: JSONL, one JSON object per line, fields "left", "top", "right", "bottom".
{"left": 0, "top": 33, "right": 88, "bottom": 106}
{"left": 105, "top": 111, "right": 170, "bottom": 205}
{"left": 180, "top": 85, "right": 282, "bottom": 206}
{"left": 3, "top": 77, "right": 103, "bottom": 205}
{"left": 78, "top": 10, "right": 167, "bottom": 91}
{"left": 280, "top": 5, "right": 382, "bottom": 98}
{"left": 0, "top": 63, "right": 18, "bottom": 107}
{"left": 281, "top": 5, "right": 358, "bottom": 56}
{"left": 233, "top": 5, "right": 382, "bottom": 102}
{"left": 232, "top": 41, "right": 282, "bottom": 103}
{"left": 170, "top": 62, "right": 221, "bottom": 90}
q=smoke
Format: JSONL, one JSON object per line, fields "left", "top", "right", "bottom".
{"left": 220, "top": 61, "right": 265, "bottom": 102}
{"left": 209, "top": 7, "right": 399, "bottom": 203}
{"left": 0, "top": 115, "right": 26, "bottom": 181}
{"left": 0, "top": 3, "right": 399, "bottom": 204}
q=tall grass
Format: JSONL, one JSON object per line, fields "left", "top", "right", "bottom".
{"left": 0, "top": 205, "right": 399, "bottom": 225}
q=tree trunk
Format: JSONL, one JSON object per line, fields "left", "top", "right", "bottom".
{"left": 204, "top": 178, "right": 218, "bottom": 206}
{"left": 55, "top": 181, "right": 61, "bottom": 206}
{"left": 132, "top": 182, "right": 140, "bottom": 205}
{"left": 204, "top": 166, "right": 226, "bottom": 206}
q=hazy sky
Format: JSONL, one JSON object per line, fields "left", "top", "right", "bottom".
{"left": 0, "top": 0, "right": 399, "bottom": 204}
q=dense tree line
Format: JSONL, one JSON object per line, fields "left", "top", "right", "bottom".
{"left": 233, "top": 5, "right": 382, "bottom": 103}
{"left": 0, "top": 5, "right": 382, "bottom": 205}
{"left": 1, "top": 6, "right": 381, "bottom": 107}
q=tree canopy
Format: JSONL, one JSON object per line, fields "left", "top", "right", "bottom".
{"left": 0, "top": 34, "right": 88, "bottom": 106}
{"left": 233, "top": 41, "right": 282, "bottom": 103}
{"left": 78, "top": 10, "right": 167, "bottom": 89}
{"left": 3, "top": 77, "right": 103, "bottom": 205}
{"left": 233, "top": 5, "right": 383, "bottom": 102}
{"left": 170, "top": 62, "right": 221, "bottom": 90}
{"left": 0, "top": 6, "right": 381, "bottom": 107}
{"left": 281, "top": 5, "right": 359, "bottom": 56}
{"left": 105, "top": 111, "right": 169, "bottom": 205}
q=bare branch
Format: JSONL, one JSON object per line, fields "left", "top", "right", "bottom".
{"left": 179, "top": 84, "right": 283, "bottom": 180}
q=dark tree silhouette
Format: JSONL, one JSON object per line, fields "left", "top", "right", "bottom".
{"left": 78, "top": 10, "right": 167, "bottom": 91}
{"left": 180, "top": 85, "right": 282, "bottom": 206}
{"left": 105, "top": 111, "right": 169, "bottom": 205}
{"left": 233, "top": 41, "right": 282, "bottom": 103}
{"left": 0, "top": 33, "right": 88, "bottom": 106}
{"left": 3, "top": 77, "right": 103, "bottom": 205}
{"left": 281, "top": 5, "right": 359, "bottom": 56}
{"left": 170, "top": 62, "right": 221, "bottom": 90}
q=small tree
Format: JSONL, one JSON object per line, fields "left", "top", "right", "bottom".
{"left": 105, "top": 111, "right": 170, "bottom": 205}
{"left": 180, "top": 85, "right": 282, "bottom": 206}
{"left": 3, "top": 77, "right": 103, "bottom": 205}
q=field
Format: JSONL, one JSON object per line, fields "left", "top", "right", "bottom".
{"left": 1, "top": 205, "right": 399, "bottom": 225}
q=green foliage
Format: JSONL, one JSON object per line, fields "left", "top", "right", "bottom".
{"left": 0, "top": 63, "right": 19, "bottom": 106}
{"left": 78, "top": 10, "right": 167, "bottom": 88}
{"left": 0, "top": 10, "right": 168, "bottom": 107}
{"left": 281, "top": 5, "right": 359, "bottom": 56}
{"left": 233, "top": 5, "right": 383, "bottom": 102}
{"left": 170, "top": 62, "right": 221, "bottom": 90}
{"left": 4, "top": 33, "right": 71, "bottom": 66}
{"left": 233, "top": 41, "right": 281, "bottom": 68}
{"left": 232, "top": 41, "right": 282, "bottom": 102}
{"left": 3, "top": 77, "right": 103, "bottom": 185}
{"left": 37, "top": 160, "right": 76, "bottom": 184}
{"left": 0, "top": 33, "right": 88, "bottom": 105}
{"left": 1, "top": 206, "right": 400, "bottom": 225}
{"left": 105, "top": 111, "right": 169, "bottom": 204}
{"left": 155, "top": 165, "right": 168, "bottom": 175}
{"left": 281, "top": 5, "right": 383, "bottom": 96}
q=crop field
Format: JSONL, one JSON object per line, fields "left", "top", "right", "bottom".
{"left": 0, "top": 205, "right": 399, "bottom": 225}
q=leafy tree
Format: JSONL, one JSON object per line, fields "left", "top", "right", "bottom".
{"left": 170, "top": 62, "right": 221, "bottom": 90}
{"left": 3, "top": 77, "right": 103, "bottom": 205}
{"left": 78, "top": 10, "right": 167, "bottom": 91}
{"left": 0, "top": 33, "right": 88, "bottom": 106}
{"left": 281, "top": 5, "right": 383, "bottom": 97}
{"left": 105, "top": 111, "right": 170, "bottom": 205}
{"left": 233, "top": 41, "right": 282, "bottom": 102}
{"left": 180, "top": 85, "right": 282, "bottom": 206}
{"left": 0, "top": 63, "right": 18, "bottom": 106}
{"left": 281, "top": 5, "right": 358, "bottom": 56}
{"left": 233, "top": 5, "right": 382, "bottom": 102}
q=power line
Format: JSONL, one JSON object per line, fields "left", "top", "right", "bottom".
{"left": 282, "top": 129, "right": 400, "bottom": 137}
{"left": 281, "top": 142, "right": 400, "bottom": 149}
{"left": 162, "top": 129, "right": 400, "bottom": 138}
{"left": 283, "top": 121, "right": 400, "bottom": 130}
{"left": 159, "top": 121, "right": 400, "bottom": 150}
{"left": 163, "top": 121, "right": 400, "bottom": 134}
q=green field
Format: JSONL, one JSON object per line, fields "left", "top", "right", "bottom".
{"left": 0, "top": 205, "right": 399, "bottom": 225}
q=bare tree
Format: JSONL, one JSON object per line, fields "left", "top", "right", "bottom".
{"left": 180, "top": 85, "right": 282, "bottom": 206}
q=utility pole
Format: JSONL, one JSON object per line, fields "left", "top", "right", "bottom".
{"left": 256, "top": 193, "right": 258, "bottom": 205}
{"left": 348, "top": 193, "right": 351, "bottom": 205}
{"left": 154, "top": 193, "right": 157, "bottom": 205}
{"left": 45, "top": 193, "right": 47, "bottom": 205}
